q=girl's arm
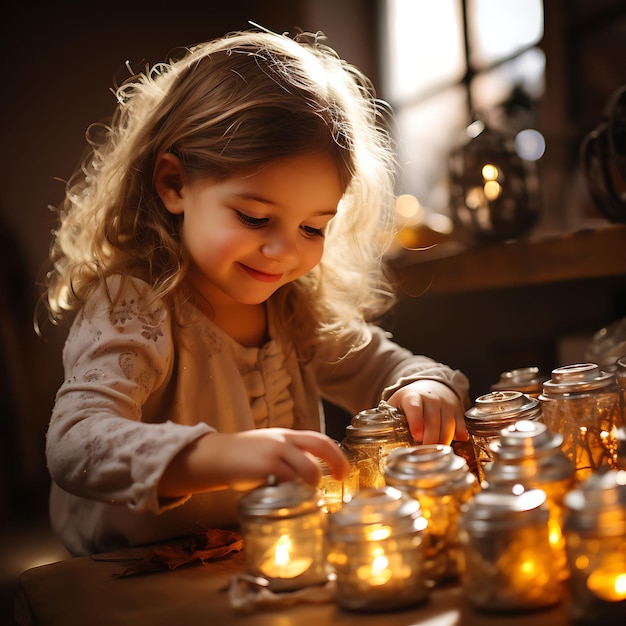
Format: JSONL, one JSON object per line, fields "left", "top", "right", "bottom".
{"left": 314, "top": 324, "right": 470, "bottom": 444}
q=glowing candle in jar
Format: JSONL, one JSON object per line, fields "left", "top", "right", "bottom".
{"left": 327, "top": 486, "right": 429, "bottom": 612}
{"left": 484, "top": 420, "right": 575, "bottom": 581}
{"left": 563, "top": 469, "right": 626, "bottom": 624}
{"left": 458, "top": 484, "right": 562, "bottom": 612}
{"left": 238, "top": 479, "right": 328, "bottom": 592}
{"left": 587, "top": 567, "right": 626, "bottom": 602}
{"left": 384, "top": 444, "right": 478, "bottom": 584}
{"left": 259, "top": 534, "right": 313, "bottom": 579}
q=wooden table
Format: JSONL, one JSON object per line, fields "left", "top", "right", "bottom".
{"left": 16, "top": 546, "right": 574, "bottom": 626}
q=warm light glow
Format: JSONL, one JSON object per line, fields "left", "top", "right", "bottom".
{"left": 512, "top": 483, "right": 525, "bottom": 495}
{"left": 587, "top": 567, "right": 626, "bottom": 602}
{"left": 260, "top": 535, "right": 313, "bottom": 579}
{"left": 482, "top": 163, "right": 499, "bottom": 180}
{"left": 357, "top": 551, "right": 393, "bottom": 586}
{"left": 548, "top": 519, "right": 562, "bottom": 547}
{"left": 483, "top": 180, "right": 502, "bottom": 200}
{"left": 368, "top": 527, "right": 392, "bottom": 541}
{"left": 575, "top": 554, "right": 590, "bottom": 570}
{"left": 465, "top": 187, "right": 483, "bottom": 209}
{"left": 521, "top": 558, "right": 537, "bottom": 577}
{"left": 395, "top": 193, "right": 423, "bottom": 219}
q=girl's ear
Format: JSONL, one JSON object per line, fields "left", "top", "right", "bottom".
{"left": 154, "top": 153, "right": 186, "bottom": 215}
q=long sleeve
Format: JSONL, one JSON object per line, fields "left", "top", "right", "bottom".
{"left": 312, "top": 324, "right": 470, "bottom": 416}
{"left": 46, "top": 278, "right": 212, "bottom": 514}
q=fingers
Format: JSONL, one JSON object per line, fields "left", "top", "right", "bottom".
{"left": 388, "top": 381, "right": 468, "bottom": 445}
{"left": 281, "top": 430, "right": 350, "bottom": 482}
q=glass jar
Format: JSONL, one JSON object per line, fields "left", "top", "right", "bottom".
{"left": 341, "top": 401, "right": 413, "bottom": 490}
{"left": 317, "top": 444, "right": 360, "bottom": 513}
{"left": 563, "top": 469, "right": 626, "bottom": 625}
{"left": 458, "top": 484, "right": 563, "bottom": 612}
{"left": 464, "top": 391, "right": 542, "bottom": 482}
{"left": 238, "top": 480, "right": 328, "bottom": 592}
{"left": 539, "top": 363, "right": 622, "bottom": 481}
{"left": 326, "top": 486, "right": 429, "bottom": 612}
{"left": 490, "top": 366, "right": 547, "bottom": 398}
{"left": 484, "top": 420, "right": 575, "bottom": 580}
{"left": 617, "top": 356, "right": 626, "bottom": 426}
{"left": 384, "top": 444, "right": 479, "bottom": 584}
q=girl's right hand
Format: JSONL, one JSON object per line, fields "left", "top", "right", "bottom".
{"left": 159, "top": 428, "right": 350, "bottom": 497}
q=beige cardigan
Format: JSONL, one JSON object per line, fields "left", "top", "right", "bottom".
{"left": 46, "top": 276, "right": 469, "bottom": 555}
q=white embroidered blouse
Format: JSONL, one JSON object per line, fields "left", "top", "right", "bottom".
{"left": 46, "top": 276, "right": 469, "bottom": 555}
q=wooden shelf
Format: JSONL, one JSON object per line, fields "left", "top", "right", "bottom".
{"left": 390, "top": 224, "right": 626, "bottom": 296}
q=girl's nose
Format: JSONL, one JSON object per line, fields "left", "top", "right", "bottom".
{"left": 261, "top": 231, "right": 298, "bottom": 262}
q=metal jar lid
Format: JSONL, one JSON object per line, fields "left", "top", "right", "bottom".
{"left": 384, "top": 444, "right": 476, "bottom": 493}
{"left": 490, "top": 366, "right": 547, "bottom": 394}
{"left": 460, "top": 485, "right": 548, "bottom": 534}
{"left": 485, "top": 420, "right": 574, "bottom": 484}
{"left": 326, "top": 486, "right": 426, "bottom": 542}
{"left": 344, "top": 400, "right": 409, "bottom": 441}
{"left": 238, "top": 480, "right": 323, "bottom": 519}
{"left": 540, "top": 363, "right": 617, "bottom": 396}
{"left": 465, "top": 391, "right": 542, "bottom": 436}
{"left": 563, "top": 469, "right": 626, "bottom": 536}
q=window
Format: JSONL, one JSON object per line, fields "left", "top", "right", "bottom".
{"left": 381, "top": 0, "right": 545, "bottom": 228}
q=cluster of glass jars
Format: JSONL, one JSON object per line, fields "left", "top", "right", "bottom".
{"left": 236, "top": 382, "right": 625, "bottom": 619}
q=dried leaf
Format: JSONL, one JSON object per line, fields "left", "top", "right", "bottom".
{"left": 115, "top": 528, "right": 243, "bottom": 578}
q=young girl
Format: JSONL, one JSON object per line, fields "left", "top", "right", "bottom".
{"left": 43, "top": 28, "right": 470, "bottom": 556}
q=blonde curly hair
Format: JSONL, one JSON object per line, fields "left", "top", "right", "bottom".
{"left": 45, "top": 29, "right": 399, "bottom": 355}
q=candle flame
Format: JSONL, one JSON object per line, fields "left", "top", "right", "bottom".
{"left": 259, "top": 534, "right": 313, "bottom": 579}
{"left": 587, "top": 568, "right": 626, "bottom": 601}
{"left": 274, "top": 535, "right": 291, "bottom": 568}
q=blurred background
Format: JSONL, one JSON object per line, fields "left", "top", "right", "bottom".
{"left": 1, "top": 0, "right": 625, "bottom": 621}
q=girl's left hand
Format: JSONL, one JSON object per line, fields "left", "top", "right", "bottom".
{"left": 386, "top": 379, "right": 468, "bottom": 444}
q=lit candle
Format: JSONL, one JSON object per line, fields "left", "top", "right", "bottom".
{"left": 563, "top": 470, "right": 626, "bottom": 624}
{"left": 327, "top": 486, "right": 429, "bottom": 612}
{"left": 587, "top": 567, "right": 626, "bottom": 602}
{"left": 238, "top": 480, "right": 329, "bottom": 592}
{"left": 458, "top": 484, "right": 562, "bottom": 611}
{"left": 259, "top": 534, "right": 313, "bottom": 579}
{"left": 384, "top": 444, "right": 478, "bottom": 584}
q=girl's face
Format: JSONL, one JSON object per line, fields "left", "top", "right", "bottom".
{"left": 158, "top": 152, "right": 344, "bottom": 311}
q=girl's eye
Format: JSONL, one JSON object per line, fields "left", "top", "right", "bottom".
{"left": 300, "top": 225, "right": 325, "bottom": 238}
{"left": 234, "top": 210, "right": 268, "bottom": 228}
